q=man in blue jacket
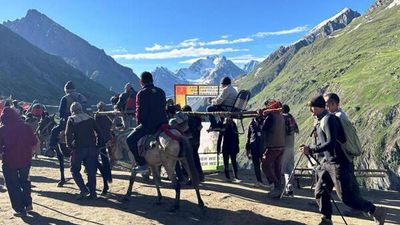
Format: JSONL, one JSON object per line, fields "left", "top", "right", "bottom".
{"left": 45, "top": 81, "right": 87, "bottom": 186}
{"left": 126, "top": 72, "right": 168, "bottom": 173}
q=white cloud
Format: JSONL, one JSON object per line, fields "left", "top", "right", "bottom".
{"left": 229, "top": 54, "right": 266, "bottom": 64}
{"left": 253, "top": 25, "right": 309, "bottom": 38}
{"left": 144, "top": 37, "right": 251, "bottom": 52}
{"left": 179, "top": 57, "right": 205, "bottom": 64}
{"left": 109, "top": 47, "right": 128, "bottom": 53}
{"left": 221, "top": 35, "right": 231, "bottom": 39}
{"left": 112, "top": 47, "right": 248, "bottom": 60}
{"left": 200, "top": 37, "right": 254, "bottom": 46}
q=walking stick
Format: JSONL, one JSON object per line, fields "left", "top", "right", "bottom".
{"left": 304, "top": 153, "right": 348, "bottom": 225}
{"left": 280, "top": 153, "right": 304, "bottom": 199}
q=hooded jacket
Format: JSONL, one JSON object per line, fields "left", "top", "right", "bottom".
{"left": 65, "top": 112, "right": 102, "bottom": 149}
{"left": 0, "top": 107, "right": 37, "bottom": 169}
{"left": 59, "top": 91, "right": 87, "bottom": 120}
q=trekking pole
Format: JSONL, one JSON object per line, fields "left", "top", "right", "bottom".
{"left": 303, "top": 153, "right": 348, "bottom": 225}
{"left": 280, "top": 153, "right": 304, "bottom": 199}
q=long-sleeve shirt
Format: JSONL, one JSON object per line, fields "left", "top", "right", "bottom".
{"left": 309, "top": 110, "right": 347, "bottom": 164}
{"left": 135, "top": 84, "right": 167, "bottom": 130}
{"left": 211, "top": 85, "right": 238, "bottom": 108}
{"left": 65, "top": 113, "right": 102, "bottom": 149}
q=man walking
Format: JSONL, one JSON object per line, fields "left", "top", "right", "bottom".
{"left": 0, "top": 107, "right": 38, "bottom": 217}
{"left": 300, "top": 95, "right": 386, "bottom": 225}
{"left": 66, "top": 102, "right": 102, "bottom": 199}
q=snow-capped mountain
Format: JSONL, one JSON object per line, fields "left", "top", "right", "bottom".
{"left": 152, "top": 67, "right": 187, "bottom": 97}
{"left": 242, "top": 60, "right": 260, "bottom": 74}
{"left": 176, "top": 56, "right": 245, "bottom": 84}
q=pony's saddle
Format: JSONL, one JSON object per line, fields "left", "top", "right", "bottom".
{"left": 137, "top": 125, "right": 188, "bottom": 158}
{"left": 137, "top": 134, "right": 158, "bottom": 157}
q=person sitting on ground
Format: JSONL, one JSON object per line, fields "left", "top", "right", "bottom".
{"left": 182, "top": 105, "right": 204, "bottom": 183}
{"left": 259, "top": 99, "right": 285, "bottom": 198}
{"left": 94, "top": 101, "right": 113, "bottom": 194}
{"left": 246, "top": 115, "right": 266, "bottom": 187}
{"left": 206, "top": 76, "right": 238, "bottom": 131}
{"left": 300, "top": 95, "right": 386, "bottom": 225}
{"left": 281, "top": 104, "right": 299, "bottom": 197}
{"left": 217, "top": 118, "right": 240, "bottom": 183}
{"left": 126, "top": 72, "right": 168, "bottom": 173}
{"left": 0, "top": 107, "right": 38, "bottom": 217}
{"left": 66, "top": 102, "right": 102, "bottom": 200}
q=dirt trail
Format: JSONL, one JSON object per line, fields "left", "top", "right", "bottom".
{"left": 0, "top": 156, "right": 399, "bottom": 225}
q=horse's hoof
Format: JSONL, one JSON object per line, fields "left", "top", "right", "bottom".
{"left": 57, "top": 180, "right": 66, "bottom": 187}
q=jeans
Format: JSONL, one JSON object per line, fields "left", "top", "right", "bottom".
{"left": 250, "top": 146, "right": 263, "bottom": 183}
{"left": 207, "top": 105, "right": 225, "bottom": 128}
{"left": 70, "top": 147, "right": 97, "bottom": 195}
{"left": 126, "top": 124, "right": 152, "bottom": 166}
{"left": 223, "top": 152, "right": 239, "bottom": 179}
{"left": 49, "top": 119, "right": 66, "bottom": 148}
{"left": 2, "top": 165, "right": 32, "bottom": 213}
{"left": 315, "top": 162, "right": 376, "bottom": 219}
{"left": 97, "top": 144, "right": 112, "bottom": 182}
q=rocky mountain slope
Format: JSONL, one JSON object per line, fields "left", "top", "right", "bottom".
{"left": 0, "top": 24, "right": 113, "bottom": 104}
{"left": 152, "top": 67, "right": 186, "bottom": 97}
{"left": 4, "top": 9, "right": 140, "bottom": 92}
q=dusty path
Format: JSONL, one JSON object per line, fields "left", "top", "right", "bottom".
{"left": 0, "top": 156, "right": 399, "bottom": 225}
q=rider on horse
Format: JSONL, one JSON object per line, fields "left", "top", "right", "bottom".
{"left": 126, "top": 72, "right": 168, "bottom": 173}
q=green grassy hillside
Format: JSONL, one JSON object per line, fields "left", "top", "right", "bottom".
{"left": 240, "top": 6, "right": 400, "bottom": 190}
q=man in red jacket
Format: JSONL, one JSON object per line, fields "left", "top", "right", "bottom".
{"left": 0, "top": 107, "right": 38, "bottom": 217}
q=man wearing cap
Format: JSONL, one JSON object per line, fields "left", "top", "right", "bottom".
{"left": 116, "top": 83, "right": 137, "bottom": 128}
{"left": 126, "top": 72, "right": 168, "bottom": 173}
{"left": 66, "top": 102, "right": 102, "bottom": 199}
{"left": 46, "top": 81, "right": 87, "bottom": 187}
{"left": 206, "top": 76, "right": 238, "bottom": 131}
{"left": 300, "top": 95, "right": 386, "bottom": 225}
{"left": 259, "top": 99, "right": 285, "bottom": 198}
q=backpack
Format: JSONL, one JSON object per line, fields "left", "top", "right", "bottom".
{"left": 320, "top": 113, "right": 362, "bottom": 161}
{"left": 125, "top": 94, "right": 135, "bottom": 111}
{"left": 65, "top": 93, "right": 88, "bottom": 113}
{"left": 283, "top": 113, "right": 299, "bottom": 135}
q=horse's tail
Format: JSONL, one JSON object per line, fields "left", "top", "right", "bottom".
{"left": 180, "top": 137, "right": 200, "bottom": 186}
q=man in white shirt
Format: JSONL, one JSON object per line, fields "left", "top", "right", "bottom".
{"left": 207, "top": 77, "right": 238, "bottom": 131}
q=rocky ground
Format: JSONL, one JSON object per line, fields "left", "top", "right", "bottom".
{"left": 0, "top": 156, "right": 399, "bottom": 225}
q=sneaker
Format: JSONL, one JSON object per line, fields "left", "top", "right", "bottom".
{"left": 132, "top": 165, "right": 148, "bottom": 174}
{"left": 25, "top": 204, "right": 33, "bottom": 212}
{"left": 13, "top": 211, "right": 27, "bottom": 217}
{"left": 232, "top": 178, "right": 242, "bottom": 184}
{"left": 267, "top": 188, "right": 282, "bottom": 199}
{"left": 76, "top": 191, "right": 90, "bottom": 200}
{"left": 318, "top": 217, "right": 333, "bottom": 225}
{"left": 87, "top": 194, "right": 98, "bottom": 200}
{"left": 371, "top": 207, "right": 386, "bottom": 225}
{"left": 254, "top": 181, "right": 272, "bottom": 188}
{"left": 283, "top": 190, "right": 294, "bottom": 197}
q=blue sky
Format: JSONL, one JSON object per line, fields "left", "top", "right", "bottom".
{"left": 0, "top": 0, "right": 373, "bottom": 75}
